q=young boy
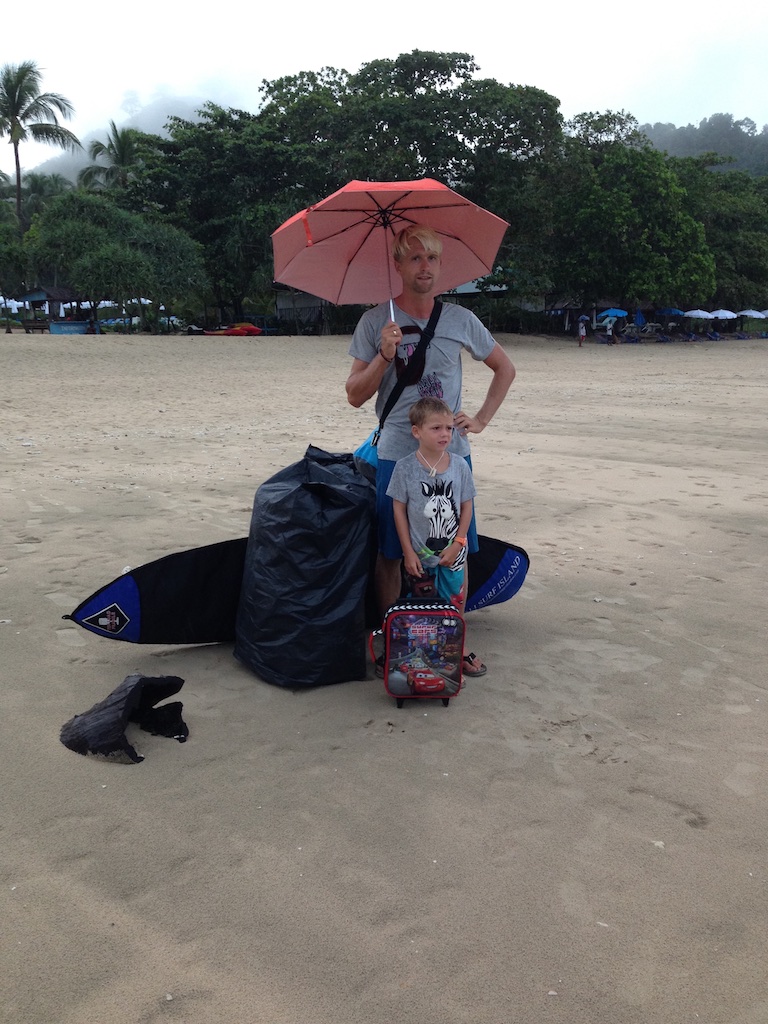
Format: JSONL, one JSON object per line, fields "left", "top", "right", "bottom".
{"left": 386, "top": 397, "right": 477, "bottom": 612}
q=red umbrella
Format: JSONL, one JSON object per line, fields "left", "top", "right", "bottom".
{"left": 271, "top": 179, "right": 509, "bottom": 306}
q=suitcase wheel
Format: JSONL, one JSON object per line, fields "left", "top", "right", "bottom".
{"left": 442, "top": 698, "right": 450, "bottom": 707}
{"left": 396, "top": 698, "right": 404, "bottom": 709}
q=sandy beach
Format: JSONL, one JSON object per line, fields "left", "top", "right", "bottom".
{"left": 2, "top": 330, "right": 767, "bottom": 1024}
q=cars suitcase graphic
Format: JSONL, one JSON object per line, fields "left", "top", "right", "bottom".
{"left": 371, "top": 601, "right": 465, "bottom": 708}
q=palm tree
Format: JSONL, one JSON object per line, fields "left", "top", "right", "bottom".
{"left": 78, "top": 120, "right": 143, "bottom": 189}
{"left": 0, "top": 60, "right": 81, "bottom": 223}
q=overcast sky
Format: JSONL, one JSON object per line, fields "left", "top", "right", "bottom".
{"left": 3, "top": 0, "right": 767, "bottom": 179}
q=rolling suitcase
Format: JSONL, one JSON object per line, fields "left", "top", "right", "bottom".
{"left": 371, "top": 601, "right": 465, "bottom": 708}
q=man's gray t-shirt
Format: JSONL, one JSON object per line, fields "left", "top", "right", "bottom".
{"left": 349, "top": 301, "right": 496, "bottom": 461}
{"left": 386, "top": 453, "right": 477, "bottom": 572}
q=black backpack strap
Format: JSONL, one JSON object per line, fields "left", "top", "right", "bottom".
{"left": 372, "top": 300, "right": 442, "bottom": 447}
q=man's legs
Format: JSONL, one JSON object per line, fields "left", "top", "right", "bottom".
{"left": 375, "top": 553, "right": 402, "bottom": 619}
{"left": 375, "top": 460, "right": 404, "bottom": 619}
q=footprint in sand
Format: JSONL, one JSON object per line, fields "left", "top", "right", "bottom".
{"left": 56, "top": 628, "right": 88, "bottom": 647}
{"left": 16, "top": 537, "right": 42, "bottom": 553}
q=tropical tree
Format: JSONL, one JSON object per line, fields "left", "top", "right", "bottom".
{"left": 127, "top": 105, "right": 292, "bottom": 321}
{"left": 0, "top": 219, "right": 24, "bottom": 303}
{"left": 546, "top": 125, "right": 716, "bottom": 307}
{"left": 78, "top": 120, "right": 143, "bottom": 189}
{"left": 670, "top": 157, "right": 768, "bottom": 307}
{"left": 0, "top": 60, "right": 81, "bottom": 223}
{"left": 17, "top": 170, "right": 73, "bottom": 231}
{"left": 25, "top": 191, "right": 208, "bottom": 325}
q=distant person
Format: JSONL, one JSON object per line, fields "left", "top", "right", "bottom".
{"left": 578, "top": 321, "right": 587, "bottom": 347}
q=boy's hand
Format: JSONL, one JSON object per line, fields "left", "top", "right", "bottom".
{"left": 403, "top": 551, "right": 423, "bottom": 578}
{"left": 438, "top": 541, "right": 461, "bottom": 567}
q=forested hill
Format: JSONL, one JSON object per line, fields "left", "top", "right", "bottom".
{"left": 641, "top": 114, "right": 768, "bottom": 176}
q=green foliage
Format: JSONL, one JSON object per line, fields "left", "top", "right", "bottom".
{"left": 0, "top": 219, "right": 24, "bottom": 297}
{"left": 546, "top": 137, "right": 716, "bottom": 306}
{"left": 643, "top": 114, "right": 768, "bottom": 177}
{"left": 78, "top": 120, "right": 145, "bottom": 189}
{"left": 25, "top": 190, "right": 207, "bottom": 321}
{"left": 126, "top": 104, "right": 291, "bottom": 320}
{"left": 16, "top": 171, "right": 73, "bottom": 232}
{"left": 0, "top": 60, "right": 81, "bottom": 222}
{"left": 671, "top": 158, "right": 768, "bottom": 307}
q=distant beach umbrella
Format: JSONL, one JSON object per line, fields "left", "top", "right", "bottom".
{"left": 737, "top": 309, "right": 766, "bottom": 318}
{"left": 710, "top": 309, "right": 737, "bottom": 319}
{"left": 657, "top": 307, "right": 684, "bottom": 316}
{"left": 684, "top": 309, "right": 715, "bottom": 319}
{"left": 598, "top": 307, "right": 628, "bottom": 318}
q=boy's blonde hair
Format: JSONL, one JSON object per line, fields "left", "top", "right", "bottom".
{"left": 409, "top": 397, "right": 453, "bottom": 427}
{"left": 392, "top": 225, "right": 443, "bottom": 263}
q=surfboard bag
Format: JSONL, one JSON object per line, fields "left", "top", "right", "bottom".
{"left": 371, "top": 602, "right": 465, "bottom": 707}
{"left": 234, "top": 446, "right": 376, "bottom": 688}
{"left": 63, "top": 537, "right": 248, "bottom": 644}
{"left": 465, "top": 536, "right": 529, "bottom": 612}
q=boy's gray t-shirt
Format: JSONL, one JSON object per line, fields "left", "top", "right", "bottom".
{"left": 386, "top": 453, "right": 477, "bottom": 571}
{"left": 349, "top": 301, "right": 496, "bottom": 461}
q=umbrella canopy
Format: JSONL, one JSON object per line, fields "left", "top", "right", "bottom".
{"left": 634, "top": 309, "right": 646, "bottom": 327}
{"left": 684, "top": 309, "right": 714, "bottom": 319}
{"left": 737, "top": 309, "right": 766, "bottom": 318}
{"left": 710, "top": 308, "right": 737, "bottom": 319}
{"left": 598, "top": 307, "right": 628, "bottom": 318}
{"left": 271, "top": 179, "right": 509, "bottom": 306}
{"left": 657, "top": 307, "right": 684, "bottom": 316}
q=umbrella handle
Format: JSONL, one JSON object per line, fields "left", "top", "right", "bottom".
{"left": 389, "top": 298, "right": 395, "bottom": 321}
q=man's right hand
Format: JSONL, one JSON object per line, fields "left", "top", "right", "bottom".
{"left": 379, "top": 320, "right": 402, "bottom": 361}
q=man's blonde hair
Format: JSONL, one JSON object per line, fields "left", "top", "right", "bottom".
{"left": 392, "top": 225, "right": 443, "bottom": 263}
{"left": 409, "top": 397, "right": 453, "bottom": 427}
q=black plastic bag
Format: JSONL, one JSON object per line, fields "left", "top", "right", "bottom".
{"left": 60, "top": 674, "right": 188, "bottom": 763}
{"left": 234, "top": 447, "right": 375, "bottom": 687}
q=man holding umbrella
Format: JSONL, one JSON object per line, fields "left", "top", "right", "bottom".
{"left": 346, "top": 225, "right": 516, "bottom": 676}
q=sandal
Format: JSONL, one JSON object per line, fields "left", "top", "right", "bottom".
{"left": 462, "top": 652, "right": 487, "bottom": 677}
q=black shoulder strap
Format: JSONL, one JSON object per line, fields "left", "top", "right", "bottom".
{"left": 372, "top": 300, "right": 442, "bottom": 446}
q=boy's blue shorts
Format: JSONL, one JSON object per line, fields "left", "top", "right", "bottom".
{"left": 376, "top": 456, "right": 479, "bottom": 559}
